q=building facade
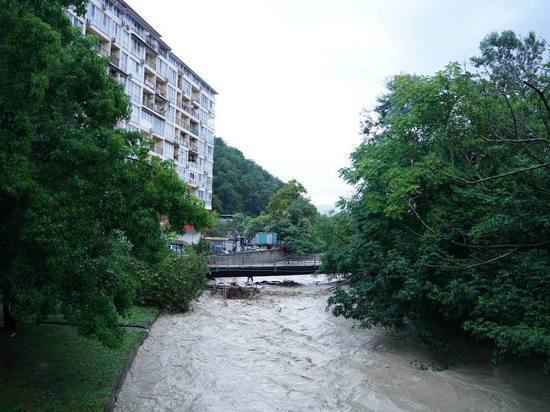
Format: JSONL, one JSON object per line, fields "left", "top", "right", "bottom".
{"left": 66, "top": 0, "right": 216, "bottom": 209}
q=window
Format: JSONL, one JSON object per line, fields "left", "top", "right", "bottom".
{"left": 168, "top": 67, "right": 177, "bottom": 85}
{"left": 127, "top": 57, "right": 142, "bottom": 78}
{"left": 125, "top": 80, "right": 141, "bottom": 103}
{"left": 182, "top": 80, "right": 191, "bottom": 97}
{"left": 120, "top": 30, "right": 130, "bottom": 50}
{"left": 167, "top": 105, "right": 176, "bottom": 122}
{"left": 168, "top": 86, "right": 176, "bottom": 104}
{"left": 131, "top": 38, "right": 144, "bottom": 59}
{"left": 164, "top": 142, "right": 174, "bottom": 159}
{"left": 141, "top": 110, "right": 153, "bottom": 129}
{"left": 201, "top": 94, "right": 209, "bottom": 108}
{"left": 130, "top": 104, "right": 140, "bottom": 124}
{"left": 152, "top": 116, "right": 164, "bottom": 135}
{"left": 110, "top": 20, "right": 119, "bottom": 40}
{"left": 157, "top": 58, "right": 168, "bottom": 78}
{"left": 166, "top": 123, "right": 174, "bottom": 140}
{"left": 200, "top": 109, "right": 208, "bottom": 124}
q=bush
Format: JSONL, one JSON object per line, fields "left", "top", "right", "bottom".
{"left": 135, "top": 252, "right": 209, "bottom": 312}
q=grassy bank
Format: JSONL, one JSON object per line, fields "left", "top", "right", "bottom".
{"left": 0, "top": 307, "right": 159, "bottom": 412}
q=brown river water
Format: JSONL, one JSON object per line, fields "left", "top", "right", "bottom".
{"left": 115, "top": 275, "right": 550, "bottom": 412}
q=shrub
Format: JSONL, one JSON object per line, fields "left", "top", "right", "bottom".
{"left": 135, "top": 252, "right": 208, "bottom": 312}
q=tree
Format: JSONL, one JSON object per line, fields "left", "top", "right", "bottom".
{"left": 250, "top": 180, "right": 321, "bottom": 254}
{"left": 207, "top": 213, "right": 250, "bottom": 238}
{"left": 326, "top": 31, "right": 550, "bottom": 369}
{"left": 0, "top": 0, "right": 209, "bottom": 345}
{"left": 213, "top": 138, "right": 283, "bottom": 215}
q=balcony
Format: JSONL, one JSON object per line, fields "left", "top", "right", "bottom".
{"left": 145, "top": 56, "right": 157, "bottom": 70}
{"left": 110, "top": 55, "right": 120, "bottom": 67}
{"left": 182, "top": 106, "right": 198, "bottom": 119}
{"left": 143, "top": 101, "right": 166, "bottom": 117}
{"left": 176, "top": 118, "right": 188, "bottom": 129}
{"left": 155, "top": 86, "right": 167, "bottom": 100}
{"left": 190, "top": 126, "right": 199, "bottom": 136}
{"left": 144, "top": 78, "right": 156, "bottom": 90}
{"left": 153, "top": 144, "right": 163, "bottom": 156}
{"left": 145, "top": 37, "right": 159, "bottom": 53}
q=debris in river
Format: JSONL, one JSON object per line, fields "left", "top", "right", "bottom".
{"left": 208, "top": 283, "right": 259, "bottom": 299}
{"left": 254, "top": 280, "right": 302, "bottom": 287}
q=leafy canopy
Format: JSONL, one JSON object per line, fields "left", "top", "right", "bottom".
{"left": 324, "top": 31, "right": 550, "bottom": 370}
{"left": 249, "top": 180, "right": 321, "bottom": 254}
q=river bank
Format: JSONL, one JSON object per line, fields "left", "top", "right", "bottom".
{"left": 0, "top": 306, "right": 159, "bottom": 412}
{"left": 115, "top": 276, "right": 550, "bottom": 412}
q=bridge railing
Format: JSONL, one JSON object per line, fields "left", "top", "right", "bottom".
{"left": 209, "top": 253, "right": 322, "bottom": 270}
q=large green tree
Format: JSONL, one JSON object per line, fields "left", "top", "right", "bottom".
{"left": 213, "top": 138, "right": 283, "bottom": 215}
{"left": 249, "top": 180, "right": 321, "bottom": 254}
{"left": 324, "top": 32, "right": 550, "bottom": 369}
{"left": 0, "top": 0, "right": 209, "bottom": 345}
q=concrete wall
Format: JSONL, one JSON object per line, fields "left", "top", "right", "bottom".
{"left": 208, "top": 249, "right": 286, "bottom": 266}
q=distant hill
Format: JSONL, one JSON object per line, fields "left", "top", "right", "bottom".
{"left": 213, "top": 138, "right": 284, "bottom": 216}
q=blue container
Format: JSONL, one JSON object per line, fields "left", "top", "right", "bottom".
{"left": 254, "top": 232, "right": 277, "bottom": 245}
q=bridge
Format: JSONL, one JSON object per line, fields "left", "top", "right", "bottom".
{"left": 208, "top": 250, "right": 321, "bottom": 277}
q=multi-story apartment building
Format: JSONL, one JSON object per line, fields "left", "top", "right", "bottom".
{"left": 66, "top": 0, "right": 216, "bottom": 209}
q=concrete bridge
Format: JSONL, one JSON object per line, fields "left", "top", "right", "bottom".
{"left": 208, "top": 250, "right": 321, "bottom": 277}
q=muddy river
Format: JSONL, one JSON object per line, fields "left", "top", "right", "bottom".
{"left": 115, "top": 275, "right": 550, "bottom": 411}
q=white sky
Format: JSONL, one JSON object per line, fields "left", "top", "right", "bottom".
{"left": 129, "top": 0, "right": 550, "bottom": 208}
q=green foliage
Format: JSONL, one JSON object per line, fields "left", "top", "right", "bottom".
{"left": 213, "top": 138, "right": 283, "bottom": 215}
{"left": 250, "top": 180, "right": 322, "bottom": 254}
{"left": 135, "top": 252, "right": 209, "bottom": 312}
{"left": 0, "top": 0, "right": 209, "bottom": 345}
{"left": 326, "top": 31, "right": 550, "bottom": 369}
{"left": 208, "top": 213, "right": 251, "bottom": 238}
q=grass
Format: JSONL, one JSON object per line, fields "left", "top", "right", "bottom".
{"left": 0, "top": 307, "right": 160, "bottom": 412}
{"left": 119, "top": 306, "right": 159, "bottom": 328}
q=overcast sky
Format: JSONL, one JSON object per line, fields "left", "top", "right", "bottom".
{"left": 130, "top": 0, "right": 550, "bottom": 208}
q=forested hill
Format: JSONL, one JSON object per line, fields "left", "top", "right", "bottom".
{"left": 213, "top": 138, "right": 284, "bottom": 215}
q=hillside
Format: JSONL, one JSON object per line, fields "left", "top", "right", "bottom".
{"left": 213, "top": 138, "right": 284, "bottom": 216}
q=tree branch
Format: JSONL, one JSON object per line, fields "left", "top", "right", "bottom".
{"left": 426, "top": 162, "right": 550, "bottom": 185}
{"left": 422, "top": 248, "right": 519, "bottom": 271}
{"left": 523, "top": 81, "right": 550, "bottom": 117}
{"left": 407, "top": 199, "right": 550, "bottom": 250}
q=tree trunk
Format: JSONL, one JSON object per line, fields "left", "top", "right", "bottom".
{"left": 3, "top": 302, "right": 16, "bottom": 333}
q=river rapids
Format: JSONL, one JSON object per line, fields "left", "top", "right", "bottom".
{"left": 115, "top": 275, "right": 550, "bottom": 412}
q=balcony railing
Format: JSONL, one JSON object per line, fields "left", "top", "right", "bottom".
{"left": 176, "top": 119, "right": 188, "bottom": 129}
{"left": 153, "top": 104, "right": 165, "bottom": 116}
{"left": 190, "top": 126, "right": 199, "bottom": 136}
{"left": 145, "top": 37, "right": 159, "bottom": 53}
{"left": 182, "top": 106, "right": 198, "bottom": 118}
{"left": 144, "top": 101, "right": 166, "bottom": 117}
{"left": 145, "top": 57, "right": 157, "bottom": 70}
{"left": 155, "top": 87, "right": 167, "bottom": 99}
{"left": 144, "top": 78, "right": 156, "bottom": 90}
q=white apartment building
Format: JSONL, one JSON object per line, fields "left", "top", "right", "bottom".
{"left": 66, "top": 0, "right": 216, "bottom": 209}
